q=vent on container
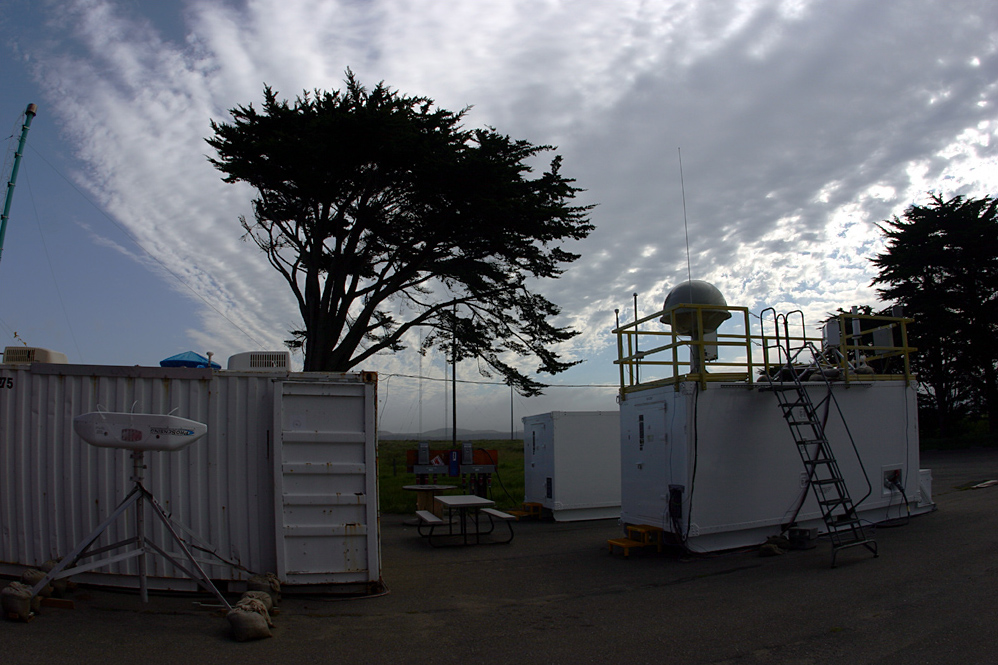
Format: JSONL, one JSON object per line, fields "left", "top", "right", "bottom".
{"left": 227, "top": 351, "right": 291, "bottom": 371}
{"left": 3, "top": 347, "right": 68, "bottom": 364}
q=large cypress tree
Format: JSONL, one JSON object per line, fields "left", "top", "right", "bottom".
{"left": 872, "top": 193, "right": 998, "bottom": 435}
{"left": 207, "top": 72, "right": 594, "bottom": 395}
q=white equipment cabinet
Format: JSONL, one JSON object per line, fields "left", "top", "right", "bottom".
{"left": 619, "top": 380, "right": 931, "bottom": 551}
{"left": 0, "top": 361, "right": 381, "bottom": 594}
{"left": 522, "top": 411, "right": 621, "bottom": 521}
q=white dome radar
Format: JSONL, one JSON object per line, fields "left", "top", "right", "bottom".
{"left": 660, "top": 280, "right": 732, "bottom": 335}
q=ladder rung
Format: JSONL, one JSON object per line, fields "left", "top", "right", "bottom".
{"left": 834, "top": 537, "right": 875, "bottom": 547}
{"left": 829, "top": 533, "right": 863, "bottom": 544}
{"left": 828, "top": 518, "right": 862, "bottom": 529}
{"left": 831, "top": 538, "right": 874, "bottom": 551}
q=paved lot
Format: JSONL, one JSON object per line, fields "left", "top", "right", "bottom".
{"left": 3, "top": 448, "right": 997, "bottom": 664}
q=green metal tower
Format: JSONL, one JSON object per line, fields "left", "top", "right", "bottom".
{"left": 1, "top": 103, "right": 39, "bottom": 265}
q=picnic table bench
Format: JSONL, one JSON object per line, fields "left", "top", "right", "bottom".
{"left": 415, "top": 499, "right": 515, "bottom": 546}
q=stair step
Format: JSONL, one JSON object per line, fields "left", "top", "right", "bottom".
{"left": 626, "top": 525, "right": 665, "bottom": 552}
{"left": 607, "top": 537, "right": 651, "bottom": 557}
{"left": 508, "top": 502, "right": 544, "bottom": 520}
{"left": 826, "top": 512, "right": 859, "bottom": 523}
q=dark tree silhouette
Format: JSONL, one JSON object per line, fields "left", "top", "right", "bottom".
{"left": 207, "top": 73, "right": 594, "bottom": 395}
{"left": 872, "top": 193, "right": 998, "bottom": 435}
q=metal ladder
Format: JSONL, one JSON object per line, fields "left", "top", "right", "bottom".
{"left": 760, "top": 309, "right": 877, "bottom": 567}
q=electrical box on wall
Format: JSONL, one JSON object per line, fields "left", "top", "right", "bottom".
{"left": 882, "top": 465, "right": 903, "bottom": 496}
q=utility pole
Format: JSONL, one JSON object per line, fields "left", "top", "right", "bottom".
{"left": 510, "top": 383, "right": 514, "bottom": 440}
{"left": 0, "top": 103, "right": 38, "bottom": 266}
{"left": 451, "top": 303, "right": 457, "bottom": 448}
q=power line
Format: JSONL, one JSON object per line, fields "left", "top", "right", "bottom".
{"left": 383, "top": 372, "right": 616, "bottom": 389}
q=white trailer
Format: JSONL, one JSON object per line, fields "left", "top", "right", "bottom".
{"left": 522, "top": 411, "right": 621, "bottom": 521}
{"left": 619, "top": 380, "right": 931, "bottom": 551}
{"left": 0, "top": 356, "right": 381, "bottom": 594}
{"left": 613, "top": 287, "right": 934, "bottom": 560}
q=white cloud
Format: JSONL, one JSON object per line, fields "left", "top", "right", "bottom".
{"left": 8, "top": 0, "right": 998, "bottom": 431}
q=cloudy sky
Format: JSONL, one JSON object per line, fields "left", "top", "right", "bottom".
{"left": 1, "top": 0, "right": 996, "bottom": 434}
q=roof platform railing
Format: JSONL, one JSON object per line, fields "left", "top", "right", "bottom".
{"left": 614, "top": 304, "right": 915, "bottom": 398}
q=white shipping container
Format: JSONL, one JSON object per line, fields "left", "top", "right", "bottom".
{"left": 522, "top": 411, "right": 621, "bottom": 521}
{"left": 0, "top": 362, "right": 380, "bottom": 594}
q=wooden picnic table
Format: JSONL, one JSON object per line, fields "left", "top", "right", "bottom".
{"left": 402, "top": 484, "right": 457, "bottom": 517}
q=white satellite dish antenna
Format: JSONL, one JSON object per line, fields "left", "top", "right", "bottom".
{"left": 30, "top": 411, "right": 231, "bottom": 610}
{"left": 73, "top": 412, "right": 207, "bottom": 452}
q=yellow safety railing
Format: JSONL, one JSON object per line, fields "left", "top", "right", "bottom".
{"left": 614, "top": 305, "right": 916, "bottom": 397}
{"left": 819, "top": 312, "right": 916, "bottom": 386}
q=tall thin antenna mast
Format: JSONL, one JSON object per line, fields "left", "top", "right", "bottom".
{"left": 678, "top": 147, "right": 693, "bottom": 285}
{"left": 1, "top": 103, "right": 38, "bottom": 266}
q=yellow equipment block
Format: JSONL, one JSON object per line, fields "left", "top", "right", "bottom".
{"left": 607, "top": 537, "right": 649, "bottom": 557}
{"left": 507, "top": 502, "right": 543, "bottom": 521}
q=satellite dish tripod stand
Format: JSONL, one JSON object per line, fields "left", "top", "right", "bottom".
{"left": 30, "top": 431, "right": 233, "bottom": 610}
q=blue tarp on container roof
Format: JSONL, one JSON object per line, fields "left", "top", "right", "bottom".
{"left": 159, "top": 351, "right": 221, "bottom": 369}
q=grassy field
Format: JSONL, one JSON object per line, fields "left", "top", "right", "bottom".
{"left": 377, "top": 439, "right": 525, "bottom": 514}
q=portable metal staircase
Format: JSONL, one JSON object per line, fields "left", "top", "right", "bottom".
{"left": 760, "top": 309, "right": 878, "bottom": 568}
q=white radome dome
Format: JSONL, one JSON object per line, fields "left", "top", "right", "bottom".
{"left": 660, "top": 280, "right": 732, "bottom": 335}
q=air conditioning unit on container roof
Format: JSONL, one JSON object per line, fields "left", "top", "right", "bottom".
{"left": 227, "top": 351, "right": 291, "bottom": 372}
{"left": 3, "top": 347, "right": 68, "bottom": 364}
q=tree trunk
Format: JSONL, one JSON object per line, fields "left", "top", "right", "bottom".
{"left": 985, "top": 362, "right": 998, "bottom": 435}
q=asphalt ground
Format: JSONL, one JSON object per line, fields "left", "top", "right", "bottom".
{"left": 3, "top": 447, "right": 997, "bottom": 665}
